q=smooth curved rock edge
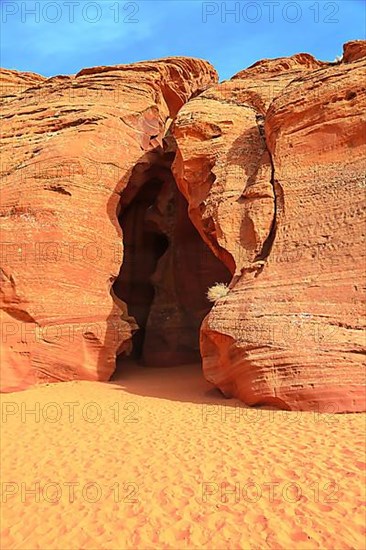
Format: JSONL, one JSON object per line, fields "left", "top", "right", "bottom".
{"left": 1, "top": 44, "right": 365, "bottom": 412}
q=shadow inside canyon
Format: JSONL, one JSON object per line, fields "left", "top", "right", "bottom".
{"left": 108, "top": 359, "right": 282, "bottom": 411}
{"left": 102, "top": 136, "right": 232, "bottom": 399}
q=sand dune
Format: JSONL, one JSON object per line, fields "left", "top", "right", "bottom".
{"left": 1, "top": 361, "right": 365, "bottom": 550}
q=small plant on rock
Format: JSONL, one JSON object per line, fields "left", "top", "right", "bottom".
{"left": 207, "top": 283, "right": 229, "bottom": 303}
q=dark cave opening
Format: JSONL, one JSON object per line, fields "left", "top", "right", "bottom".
{"left": 113, "top": 177, "right": 169, "bottom": 360}
{"left": 112, "top": 144, "right": 231, "bottom": 371}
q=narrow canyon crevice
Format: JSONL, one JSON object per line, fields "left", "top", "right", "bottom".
{"left": 112, "top": 139, "right": 231, "bottom": 371}
{"left": 253, "top": 113, "right": 284, "bottom": 266}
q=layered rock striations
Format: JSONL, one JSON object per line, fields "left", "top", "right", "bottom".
{"left": 0, "top": 58, "right": 217, "bottom": 391}
{"left": 0, "top": 68, "right": 46, "bottom": 101}
{"left": 172, "top": 43, "right": 366, "bottom": 412}
{"left": 1, "top": 44, "right": 365, "bottom": 411}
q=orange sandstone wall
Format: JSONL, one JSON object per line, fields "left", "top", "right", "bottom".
{"left": 172, "top": 41, "right": 366, "bottom": 412}
{"left": 1, "top": 43, "right": 365, "bottom": 412}
{"left": 0, "top": 59, "right": 217, "bottom": 391}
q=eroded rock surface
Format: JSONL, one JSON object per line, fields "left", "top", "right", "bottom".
{"left": 0, "top": 58, "right": 217, "bottom": 391}
{"left": 172, "top": 43, "right": 366, "bottom": 412}
{"left": 343, "top": 40, "right": 366, "bottom": 63}
{"left": 1, "top": 45, "right": 365, "bottom": 411}
{"left": 0, "top": 68, "right": 46, "bottom": 101}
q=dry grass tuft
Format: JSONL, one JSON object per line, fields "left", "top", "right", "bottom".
{"left": 207, "top": 283, "right": 229, "bottom": 303}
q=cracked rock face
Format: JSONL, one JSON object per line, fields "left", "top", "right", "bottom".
{"left": 1, "top": 44, "right": 365, "bottom": 411}
{"left": 172, "top": 43, "right": 366, "bottom": 412}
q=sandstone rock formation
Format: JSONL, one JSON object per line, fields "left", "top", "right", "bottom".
{"left": 0, "top": 58, "right": 218, "bottom": 391}
{"left": 0, "top": 68, "right": 46, "bottom": 101}
{"left": 1, "top": 44, "right": 365, "bottom": 412}
{"left": 172, "top": 42, "right": 366, "bottom": 412}
{"left": 343, "top": 39, "right": 366, "bottom": 63}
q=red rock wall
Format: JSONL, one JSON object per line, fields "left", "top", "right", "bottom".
{"left": 172, "top": 42, "right": 366, "bottom": 412}
{"left": 1, "top": 45, "right": 365, "bottom": 411}
{"left": 0, "top": 59, "right": 217, "bottom": 391}
{"left": 0, "top": 68, "right": 46, "bottom": 100}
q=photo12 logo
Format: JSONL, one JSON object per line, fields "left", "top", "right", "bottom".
{"left": 1, "top": 400, "right": 140, "bottom": 424}
{"left": 0, "top": 240, "right": 123, "bottom": 266}
{"left": 201, "top": 480, "right": 340, "bottom": 504}
{"left": 1, "top": 481, "right": 139, "bottom": 503}
{"left": 1, "top": 2, "right": 140, "bottom": 24}
{"left": 202, "top": 2, "right": 340, "bottom": 24}
{"left": 201, "top": 400, "right": 340, "bottom": 424}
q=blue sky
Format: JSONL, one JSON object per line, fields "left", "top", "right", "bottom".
{"left": 1, "top": 0, "right": 365, "bottom": 80}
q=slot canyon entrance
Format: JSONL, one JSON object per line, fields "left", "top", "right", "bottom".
{"left": 112, "top": 139, "right": 231, "bottom": 373}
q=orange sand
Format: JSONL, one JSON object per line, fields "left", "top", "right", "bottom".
{"left": 1, "top": 361, "right": 365, "bottom": 550}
